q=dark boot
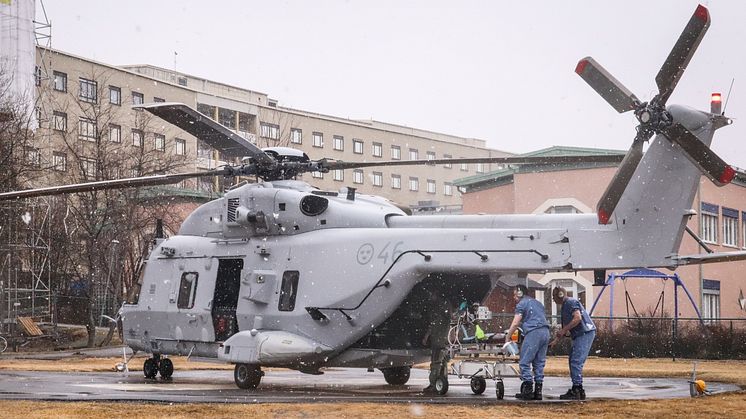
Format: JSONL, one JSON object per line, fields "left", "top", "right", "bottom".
{"left": 514, "top": 381, "right": 533, "bottom": 400}
{"left": 559, "top": 385, "right": 585, "bottom": 400}
{"left": 533, "top": 382, "right": 543, "bottom": 400}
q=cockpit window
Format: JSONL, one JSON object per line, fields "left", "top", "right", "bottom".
{"left": 278, "top": 271, "right": 299, "bottom": 311}
{"left": 177, "top": 272, "right": 199, "bottom": 309}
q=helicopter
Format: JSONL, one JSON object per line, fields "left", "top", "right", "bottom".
{"left": 1, "top": 3, "right": 745, "bottom": 395}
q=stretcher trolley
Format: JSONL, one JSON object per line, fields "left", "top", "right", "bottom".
{"left": 442, "top": 304, "right": 521, "bottom": 399}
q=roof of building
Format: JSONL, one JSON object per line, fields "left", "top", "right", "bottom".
{"left": 453, "top": 146, "right": 626, "bottom": 189}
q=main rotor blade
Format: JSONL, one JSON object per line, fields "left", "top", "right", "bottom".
{"left": 137, "top": 103, "right": 275, "bottom": 167}
{"left": 317, "top": 154, "right": 625, "bottom": 171}
{"left": 0, "top": 169, "right": 230, "bottom": 201}
{"left": 655, "top": 5, "right": 710, "bottom": 105}
{"left": 664, "top": 123, "right": 735, "bottom": 186}
{"left": 575, "top": 57, "right": 640, "bottom": 113}
{"left": 596, "top": 138, "right": 645, "bottom": 224}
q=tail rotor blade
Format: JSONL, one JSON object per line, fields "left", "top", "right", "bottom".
{"left": 575, "top": 57, "right": 640, "bottom": 113}
{"left": 655, "top": 5, "right": 710, "bottom": 105}
{"left": 596, "top": 137, "right": 645, "bottom": 224}
{"left": 664, "top": 123, "right": 735, "bottom": 186}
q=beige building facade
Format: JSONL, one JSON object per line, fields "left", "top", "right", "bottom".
{"left": 32, "top": 48, "right": 509, "bottom": 209}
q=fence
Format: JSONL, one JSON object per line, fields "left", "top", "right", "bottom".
{"left": 478, "top": 313, "right": 746, "bottom": 360}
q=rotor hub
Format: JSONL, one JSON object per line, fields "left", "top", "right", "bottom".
{"left": 634, "top": 102, "right": 673, "bottom": 140}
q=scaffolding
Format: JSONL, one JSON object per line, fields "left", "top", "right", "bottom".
{"left": 0, "top": 0, "right": 54, "bottom": 335}
{"left": 0, "top": 199, "right": 52, "bottom": 334}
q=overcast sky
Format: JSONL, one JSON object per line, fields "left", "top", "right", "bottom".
{"left": 38, "top": 0, "right": 746, "bottom": 168}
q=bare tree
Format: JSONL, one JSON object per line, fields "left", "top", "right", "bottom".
{"left": 44, "top": 67, "right": 191, "bottom": 346}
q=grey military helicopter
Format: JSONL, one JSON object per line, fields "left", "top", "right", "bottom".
{"left": 1, "top": 3, "right": 743, "bottom": 395}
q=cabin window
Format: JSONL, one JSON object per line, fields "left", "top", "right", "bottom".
{"left": 278, "top": 271, "right": 300, "bottom": 311}
{"left": 178, "top": 272, "right": 199, "bottom": 309}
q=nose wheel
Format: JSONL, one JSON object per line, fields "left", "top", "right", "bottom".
{"left": 142, "top": 354, "right": 173, "bottom": 379}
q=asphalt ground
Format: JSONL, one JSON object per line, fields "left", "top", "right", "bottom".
{"left": 0, "top": 367, "right": 738, "bottom": 404}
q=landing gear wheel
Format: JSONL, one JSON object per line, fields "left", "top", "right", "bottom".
{"left": 234, "top": 363, "right": 263, "bottom": 389}
{"left": 143, "top": 358, "right": 158, "bottom": 379}
{"left": 434, "top": 375, "right": 449, "bottom": 395}
{"left": 158, "top": 358, "right": 174, "bottom": 379}
{"left": 496, "top": 380, "right": 505, "bottom": 400}
{"left": 470, "top": 377, "right": 487, "bottom": 395}
{"left": 382, "top": 366, "right": 411, "bottom": 385}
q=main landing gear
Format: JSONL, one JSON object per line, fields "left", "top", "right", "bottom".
{"left": 234, "top": 363, "right": 264, "bottom": 389}
{"left": 143, "top": 354, "right": 174, "bottom": 380}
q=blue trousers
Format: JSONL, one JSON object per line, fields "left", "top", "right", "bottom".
{"left": 519, "top": 327, "right": 549, "bottom": 383}
{"left": 569, "top": 330, "right": 596, "bottom": 386}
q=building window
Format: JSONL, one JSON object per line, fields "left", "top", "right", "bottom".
{"left": 460, "top": 160, "right": 469, "bottom": 171}
{"left": 391, "top": 145, "right": 401, "bottom": 160}
{"left": 78, "top": 117, "right": 97, "bottom": 141}
{"left": 177, "top": 77, "right": 188, "bottom": 87}
{"left": 409, "top": 148, "right": 418, "bottom": 160}
{"left": 52, "top": 111, "right": 67, "bottom": 131}
{"left": 260, "top": 122, "right": 279, "bottom": 140}
{"left": 52, "top": 152, "right": 67, "bottom": 172}
{"left": 132, "top": 129, "right": 143, "bottom": 147}
{"left": 109, "top": 86, "right": 121, "bottom": 105}
{"left": 79, "top": 78, "right": 97, "bottom": 103}
{"left": 53, "top": 71, "right": 67, "bottom": 92}
{"left": 197, "top": 103, "right": 215, "bottom": 118}
{"left": 701, "top": 202, "right": 719, "bottom": 244}
{"left": 426, "top": 151, "right": 436, "bottom": 161}
{"left": 333, "top": 169, "right": 344, "bottom": 182}
{"left": 427, "top": 179, "right": 436, "bottom": 194}
{"left": 391, "top": 174, "right": 401, "bottom": 189}
{"left": 219, "top": 108, "right": 237, "bottom": 129}
{"left": 290, "top": 128, "right": 302, "bottom": 144}
{"left": 132, "top": 92, "right": 144, "bottom": 107}
{"left": 723, "top": 208, "right": 739, "bottom": 247}
{"left": 311, "top": 171, "right": 323, "bottom": 179}
{"left": 25, "top": 147, "right": 40, "bottom": 166}
{"left": 353, "top": 139, "right": 364, "bottom": 154}
{"left": 154, "top": 134, "right": 165, "bottom": 151}
{"left": 546, "top": 205, "right": 581, "bottom": 214}
{"left": 372, "top": 171, "right": 383, "bottom": 187}
{"left": 34, "top": 66, "right": 41, "bottom": 86}
{"left": 443, "top": 154, "right": 453, "bottom": 168}
{"left": 444, "top": 182, "right": 453, "bottom": 196}
{"left": 372, "top": 142, "right": 383, "bottom": 157}
{"left": 81, "top": 158, "right": 97, "bottom": 178}
{"left": 353, "top": 169, "right": 364, "bottom": 184}
{"left": 409, "top": 177, "right": 419, "bottom": 191}
{"left": 153, "top": 97, "right": 165, "bottom": 103}
{"left": 312, "top": 132, "right": 323, "bottom": 148}
{"left": 175, "top": 138, "right": 186, "bottom": 155}
{"left": 476, "top": 163, "right": 485, "bottom": 173}
{"left": 333, "top": 135, "right": 344, "bottom": 151}
{"left": 103, "top": 125, "right": 119, "bottom": 144}
{"left": 702, "top": 279, "right": 720, "bottom": 324}
{"left": 238, "top": 112, "right": 253, "bottom": 133}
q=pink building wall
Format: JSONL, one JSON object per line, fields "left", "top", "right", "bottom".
{"left": 461, "top": 168, "right": 746, "bottom": 324}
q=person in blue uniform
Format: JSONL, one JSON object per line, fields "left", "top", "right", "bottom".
{"left": 505, "top": 284, "right": 550, "bottom": 400}
{"left": 549, "top": 286, "right": 597, "bottom": 400}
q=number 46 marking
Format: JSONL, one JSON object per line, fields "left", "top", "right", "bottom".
{"left": 377, "top": 241, "right": 404, "bottom": 265}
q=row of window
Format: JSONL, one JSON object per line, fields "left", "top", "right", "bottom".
{"left": 50, "top": 112, "right": 185, "bottom": 154}
{"left": 286, "top": 129, "right": 485, "bottom": 173}
{"left": 49, "top": 70, "right": 160, "bottom": 107}
{"left": 198, "top": 103, "right": 253, "bottom": 134}
{"left": 310, "top": 170, "right": 455, "bottom": 195}
{"left": 23, "top": 147, "right": 175, "bottom": 180}
{"left": 700, "top": 202, "right": 746, "bottom": 248}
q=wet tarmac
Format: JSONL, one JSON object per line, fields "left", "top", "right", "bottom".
{"left": 0, "top": 367, "right": 739, "bottom": 404}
